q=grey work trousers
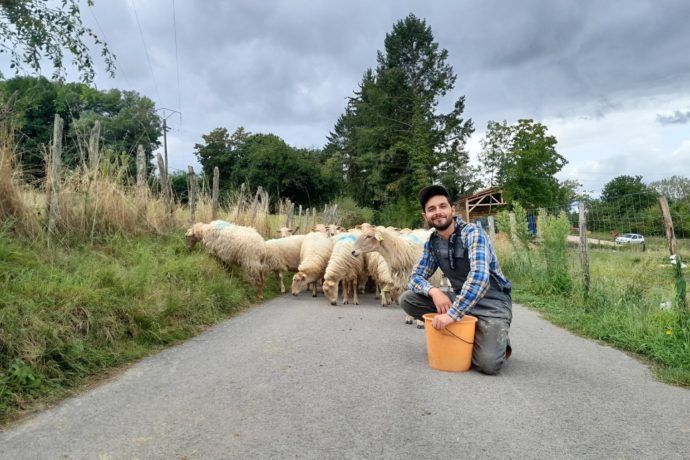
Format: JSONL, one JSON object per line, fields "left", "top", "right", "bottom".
{"left": 400, "top": 290, "right": 512, "bottom": 375}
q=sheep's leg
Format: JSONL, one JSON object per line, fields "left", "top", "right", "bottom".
{"left": 311, "top": 279, "right": 317, "bottom": 297}
{"left": 342, "top": 280, "right": 349, "bottom": 304}
{"left": 352, "top": 279, "right": 359, "bottom": 305}
{"left": 257, "top": 272, "right": 265, "bottom": 301}
{"left": 380, "top": 288, "right": 389, "bottom": 307}
{"left": 374, "top": 283, "right": 381, "bottom": 300}
{"left": 279, "top": 272, "right": 286, "bottom": 294}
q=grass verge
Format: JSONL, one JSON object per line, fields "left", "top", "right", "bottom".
{"left": 501, "top": 245, "right": 690, "bottom": 387}
{"left": 0, "top": 231, "right": 280, "bottom": 425}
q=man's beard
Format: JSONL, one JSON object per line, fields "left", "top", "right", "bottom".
{"left": 428, "top": 215, "right": 453, "bottom": 231}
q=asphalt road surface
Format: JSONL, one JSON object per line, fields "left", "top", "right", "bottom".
{"left": 1, "top": 293, "right": 689, "bottom": 459}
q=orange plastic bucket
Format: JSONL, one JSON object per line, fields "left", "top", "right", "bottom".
{"left": 423, "top": 313, "right": 477, "bottom": 372}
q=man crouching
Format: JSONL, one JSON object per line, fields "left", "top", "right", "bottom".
{"left": 401, "top": 185, "right": 513, "bottom": 375}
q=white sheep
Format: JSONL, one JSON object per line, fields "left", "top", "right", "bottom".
{"left": 264, "top": 234, "right": 305, "bottom": 293}
{"left": 351, "top": 226, "right": 441, "bottom": 327}
{"left": 186, "top": 220, "right": 267, "bottom": 300}
{"left": 364, "top": 251, "right": 399, "bottom": 306}
{"left": 322, "top": 232, "right": 366, "bottom": 305}
{"left": 276, "top": 226, "right": 299, "bottom": 238}
{"left": 291, "top": 231, "right": 334, "bottom": 297}
{"left": 312, "top": 223, "right": 345, "bottom": 237}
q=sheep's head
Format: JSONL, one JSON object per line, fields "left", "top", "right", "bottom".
{"left": 276, "top": 226, "right": 296, "bottom": 238}
{"left": 291, "top": 272, "right": 308, "bottom": 296}
{"left": 322, "top": 279, "right": 338, "bottom": 305}
{"left": 325, "top": 224, "right": 345, "bottom": 237}
{"left": 351, "top": 228, "right": 384, "bottom": 257}
{"left": 185, "top": 222, "right": 209, "bottom": 249}
{"left": 312, "top": 224, "right": 327, "bottom": 234}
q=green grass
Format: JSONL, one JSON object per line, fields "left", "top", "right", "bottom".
{"left": 500, "top": 244, "right": 690, "bottom": 386}
{"left": 0, "top": 231, "right": 280, "bottom": 425}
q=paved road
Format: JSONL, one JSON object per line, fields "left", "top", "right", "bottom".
{"left": 1, "top": 293, "right": 689, "bottom": 459}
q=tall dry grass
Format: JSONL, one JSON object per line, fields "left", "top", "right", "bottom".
{"left": 0, "top": 98, "right": 41, "bottom": 238}
{"left": 0, "top": 98, "right": 345, "bottom": 242}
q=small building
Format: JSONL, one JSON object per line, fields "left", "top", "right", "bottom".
{"left": 455, "top": 187, "right": 506, "bottom": 223}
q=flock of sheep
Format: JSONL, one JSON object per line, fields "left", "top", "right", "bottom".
{"left": 185, "top": 220, "right": 445, "bottom": 326}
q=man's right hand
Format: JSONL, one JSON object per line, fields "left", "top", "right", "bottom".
{"left": 429, "top": 288, "right": 452, "bottom": 314}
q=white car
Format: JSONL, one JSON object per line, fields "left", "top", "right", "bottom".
{"left": 615, "top": 233, "right": 645, "bottom": 245}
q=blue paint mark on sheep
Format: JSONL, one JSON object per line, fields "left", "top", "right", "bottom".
{"left": 336, "top": 234, "right": 357, "bottom": 243}
{"left": 401, "top": 234, "right": 421, "bottom": 244}
{"left": 211, "top": 220, "right": 234, "bottom": 230}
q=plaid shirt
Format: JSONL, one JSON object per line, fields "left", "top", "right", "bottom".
{"left": 408, "top": 216, "right": 509, "bottom": 320}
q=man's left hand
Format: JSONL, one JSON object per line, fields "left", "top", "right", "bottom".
{"left": 431, "top": 313, "right": 455, "bottom": 330}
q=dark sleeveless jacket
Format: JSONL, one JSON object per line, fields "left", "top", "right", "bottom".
{"left": 429, "top": 221, "right": 512, "bottom": 320}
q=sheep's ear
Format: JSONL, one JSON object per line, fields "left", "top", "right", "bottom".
{"left": 337, "top": 226, "right": 345, "bottom": 231}
{"left": 375, "top": 231, "right": 384, "bottom": 241}
{"left": 293, "top": 226, "right": 300, "bottom": 233}
{"left": 355, "top": 224, "right": 361, "bottom": 229}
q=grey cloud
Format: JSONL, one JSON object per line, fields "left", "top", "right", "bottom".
{"left": 79, "top": 0, "right": 690, "bottom": 152}
{"left": 656, "top": 110, "right": 690, "bottom": 125}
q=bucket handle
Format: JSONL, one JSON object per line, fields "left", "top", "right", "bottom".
{"left": 443, "top": 328, "right": 474, "bottom": 345}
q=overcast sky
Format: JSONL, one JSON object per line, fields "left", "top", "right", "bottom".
{"left": 7, "top": 0, "right": 690, "bottom": 197}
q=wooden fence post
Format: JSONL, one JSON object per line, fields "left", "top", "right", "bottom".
{"left": 578, "top": 201, "right": 590, "bottom": 294}
{"left": 250, "top": 186, "right": 262, "bottom": 224}
{"left": 136, "top": 145, "right": 147, "bottom": 203}
{"left": 487, "top": 215, "right": 496, "bottom": 240}
{"left": 88, "top": 120, "right": 101, "bottom": 172}
{"left": 212, "top": 166, "right": 219, "bottom": 220}
{"left": 658, "top": 196, "right": 677, "bottom": 256}
{"left": 187, "top": 166, "right": 197, "bottom": 224}
{"left": 156, "top": 153, "right": 172, "bottom": 220}
{"left": 47, "top": 114, "right": 64, "bottom": 235}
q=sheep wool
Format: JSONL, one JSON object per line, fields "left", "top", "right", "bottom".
{"left": 323, "top": 232, "right": 365, "bottom": 305}
{"left": 264, "top": 234, "right": 305, "bottom": 293}
{"left": 291, "top": 231, "right": 334, "bottom": 297}
{"left": 201, "top": 222, "right": 268, "bottom": 300}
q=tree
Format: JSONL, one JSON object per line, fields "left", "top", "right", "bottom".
{"left": 502, "top": 119, "right": 567, "bottom": 208}
{"left": 195, "top": 129, "right": 337, "bottom": 207}
{"left": 591, "top": 175, "right": 659, "bottom": 233}
{"left": 0, "top": 0, "right": 115, "bottom": 83}
{"left": 600, "top": 175, "right": 657, "bottom": 205}
{"left": 0, "top": 77, "right": 161, "bottom": 177}
{"left": 649, "top": 175, "right": 690, "bottom": 202}
{"left": 70, "top": 89, "right": 162, "bottom": 175}
{"left": 478, "top": 120, "right": 513, "bottom": 187}
{"left": 325, "top": 14, "right": 474, "bottom": 209}
{"left": 193, "top": 126, "right": 250, "bottom": 188}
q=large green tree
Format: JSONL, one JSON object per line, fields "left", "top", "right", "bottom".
{"left": 325, "top": 14, "right": 475, "bottom": 209}
{"left": 485, "top": 119, "right": 568, "bottom": 208}
{"left": 194, "top": 129, "right": 337, "bottom": 207}
{"left": 588, "top": 175, "right": 659, "bottom": 234}
{"left": 0, "top": 0, "right": 115, "bottom": 83}
{"left": 478, "top": 120, "right": 513, "bottom": 187}
{"left": 0, "top": 77, "right": 161, "bottom": 177}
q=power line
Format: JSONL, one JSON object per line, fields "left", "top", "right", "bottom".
{"left": 130, "top": 0, "right": 161, "bottom": 103}
{"left": 172, "top": 0, "right": 182, "bottom": 117}
{"left": 87, "top": 4, "right": 133, "bottom": 90}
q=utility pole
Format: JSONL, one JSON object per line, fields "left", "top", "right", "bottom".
{"left": 155, "top": 108, "right": 181, "bottom": 177}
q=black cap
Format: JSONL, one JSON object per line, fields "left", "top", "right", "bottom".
{"left": 419, "top": 184, "right": 450, "bottom": 210}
